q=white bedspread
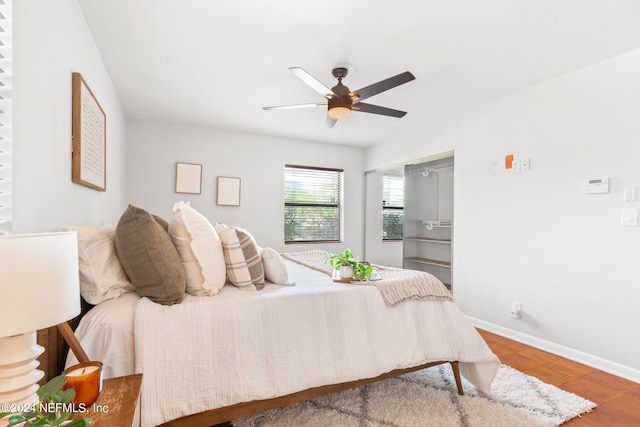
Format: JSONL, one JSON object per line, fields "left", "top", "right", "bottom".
{"left": 66, "top": 292, "right": 140, "bottom": 378}
{"left": 134, "top": 261, "right": 500, "bottom": 427}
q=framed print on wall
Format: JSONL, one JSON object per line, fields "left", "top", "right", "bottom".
{"left": 71, "top": 72, "right": 107, "bottom": 191}
{"left": 175, "top": 162, "right": 203, "bottom": 194}
{"left": 216, "top": 176, "right": 241, "bottom": 206}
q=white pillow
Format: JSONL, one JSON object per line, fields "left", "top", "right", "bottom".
{"left": 62, "top": 225, "right": 134, "bottom": 304}
{"left": 260, "top": 247, "right": 295, "bottom": 286}
{"left": 168, "top": 201, "right": 226, "bottom": 296}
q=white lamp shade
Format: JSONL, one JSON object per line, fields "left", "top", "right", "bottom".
{"left": 0, "top": 232, "right": 80, "bottom": 337}
{"left": 328, "top": 106, "right": 351, "bottom": 119}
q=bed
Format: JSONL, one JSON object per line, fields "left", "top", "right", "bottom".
{"left": 59, "top": 204, "right": 500, "bottom": 427}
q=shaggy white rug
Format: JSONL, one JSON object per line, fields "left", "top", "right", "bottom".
{"left": 233, "top": 364, "right": 596, "bottom": 427}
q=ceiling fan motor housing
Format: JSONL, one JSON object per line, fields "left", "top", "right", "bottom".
{"left": 328, "top": 95, "right": 352, "bottom": 115}
{"left": 329, "top": 68, "right": 353, "bottom": 118}
{"left": 328, "top": 76, "right": 353, "bottom": 119}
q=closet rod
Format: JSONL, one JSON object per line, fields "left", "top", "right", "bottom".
{"left": 408, "top": 165, "right": 454, "bottom": 177}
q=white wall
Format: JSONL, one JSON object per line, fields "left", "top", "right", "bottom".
{"left": 126, "top": 120, "right": 365, "bottom": 255}
{"left": 364, "top": 171, "right": 403, "bottom": 267}
{"left": 12, "top": 0, "right": 127, "bottom": 233}
{"left": 366, "top": 49, "right": 640, "bottom": 380}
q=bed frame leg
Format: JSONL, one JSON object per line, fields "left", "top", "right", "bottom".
{"left": 449, "top": 361, "right": 464, "bottom": 395}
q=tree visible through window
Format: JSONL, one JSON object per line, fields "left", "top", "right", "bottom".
{"left": 284, "top": 165, "right": 343, "bottom": 243}
{"left": 382, "top": 174, "right": 403, "bottom": 240}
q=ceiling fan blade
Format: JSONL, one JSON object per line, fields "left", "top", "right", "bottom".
{"left": 290, "top": 67, "right": 334, "bottom": 99}
{"left": 263, "top": 102, "right": 327, "bottom": 111}
{"left": 326, "top": 116, "right": 338, "bottom": 128}
{"left": 351, "top": 71, "right": 415, "bottom": 102}
{"left": 352, "top": 102, "right": 407, "bottom": 118}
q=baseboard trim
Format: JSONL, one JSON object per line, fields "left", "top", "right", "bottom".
{"left": 469, "top": 317, "right": 640, "bottom": 384}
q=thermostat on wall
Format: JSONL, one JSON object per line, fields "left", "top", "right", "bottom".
{"left": 584, "top": 178, "right": 609, "bottom": 194}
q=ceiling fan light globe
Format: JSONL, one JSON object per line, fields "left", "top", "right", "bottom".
{"left": 328, "top": 106, "right": 351, "bottom": 119}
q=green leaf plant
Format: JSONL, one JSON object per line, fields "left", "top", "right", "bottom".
{"left": 1, "top": 375, "right": 91, "bottom": 427}
{"left": 352, "top": 261, "right": 374, "bottom": 281}
{"left": 326, "top": 248, "right": 374, "bottom": 281}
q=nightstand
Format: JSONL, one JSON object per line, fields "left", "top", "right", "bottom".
{"left": 70, "top": 374, "right": 142, "bottom": 427}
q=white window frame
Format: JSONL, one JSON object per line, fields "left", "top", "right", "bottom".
{"left": 382, "top": 174, "right": 404, "bottom": 241}
{"left": 284, "top": 165, "right": 343, "bottom": 244}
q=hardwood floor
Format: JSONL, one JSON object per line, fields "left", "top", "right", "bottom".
{"left": 218, "top": 329, "right": 638, "bottom": 427}
{"left": 478, "top": 329, "right": 640, "bottom": 426}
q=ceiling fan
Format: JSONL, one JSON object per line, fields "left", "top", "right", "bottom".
{"left": 263, "top": 67, "right": 415, "bottom": 128}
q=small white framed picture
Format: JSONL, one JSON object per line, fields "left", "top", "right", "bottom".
{"left": 175, "top": 162, "right": 202, "bottom": 194}
{"left": 216, "top": 176, "right": 241, "bottom": 206}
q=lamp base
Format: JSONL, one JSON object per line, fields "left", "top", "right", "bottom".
{"left": 0, "top": 331, "right": 45, "bottom": 408}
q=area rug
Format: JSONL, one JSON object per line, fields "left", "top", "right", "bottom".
{"left": 232, "top": 364, "right": 596, "bottom": 427}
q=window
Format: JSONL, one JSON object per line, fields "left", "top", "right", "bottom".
{"left": 284, "top": 165, "right": 343, "bottom": 243}
{"left": 0, "top": 2, "right": 12, "bottom": 235}
{"left": 382, "top": 174, "right": 403, "bottom": 240}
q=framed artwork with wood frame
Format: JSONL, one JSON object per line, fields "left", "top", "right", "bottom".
{"left": 175, "top": 162, "right": 203, "bottom": 194}
{"left": 71, "top": 72, "right": 107, "bottom": 191}
{"left": 216, "top": 176, "right": 241, "bottom": 206}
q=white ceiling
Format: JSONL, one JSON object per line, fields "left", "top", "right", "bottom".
{"left": 78, "top": 0, "right": 640, "bottom": 147}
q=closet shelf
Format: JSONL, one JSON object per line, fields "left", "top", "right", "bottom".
{"left": 403, "top": 158, "right": 454, "bottom": 292}
{"left": 404, "top": 237, "right": 451, "bottom": 244}
{"left": 404, "top": 257, "right": 452, "bottom": 268}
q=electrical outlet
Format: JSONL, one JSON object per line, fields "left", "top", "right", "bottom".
{"left": 621, "top": 208, "right": 638, "bottom": 226}
{"left": 510, "top": 301, "right": 522, "bottom": 319}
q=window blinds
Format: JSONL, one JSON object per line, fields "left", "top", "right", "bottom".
{"left": 0, "top": 0, "right": 12, "bottom": 235}
{"left": 284, "top": 165, "right": 343, "bottom": 243}
{"left": 382, "top": 174, "right": 404, "bottom": 240}
{"left": 382, "top": 175, "right": 404, "bottom": 208}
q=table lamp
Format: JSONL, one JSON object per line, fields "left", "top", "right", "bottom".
{"left": 0, "top": 232, "right": 80, "bottom": 408}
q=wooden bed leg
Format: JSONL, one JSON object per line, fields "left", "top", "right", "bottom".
{"left": 449, "top": 361, "right": 464, "bottom": 395}
{"left": 57, "top": 321, "right": 90, "bottom": 364}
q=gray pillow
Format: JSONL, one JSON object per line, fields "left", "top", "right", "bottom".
{"left": 235, "top": 227, "right": 265, "bottom": 289}
{"left": 114, "top": 205, "right": 185, "bottom": 305}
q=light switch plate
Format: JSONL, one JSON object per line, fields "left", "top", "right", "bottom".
{"left": 621, "top": 208, "right": 638, "bottom": 226}
{"left": 623, "top": 185, "right": 636, "bottom": 202}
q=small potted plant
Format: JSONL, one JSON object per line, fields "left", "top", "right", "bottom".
{"left": 352, "top": 261, "right": 374, "bottom": 282}
{"left": 0, "top": 375, "right": 92, "bottom": 427}
{"left": 326, "top": 248, "right": 356, "bottom": 279}
{"left": 326, "top": 249, "right": 374, "bottom": 281}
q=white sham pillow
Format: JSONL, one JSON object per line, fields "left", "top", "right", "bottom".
{"left": 168, "top": 201, "right": 226, "bottom": 296}
{"left": 260, "top": 247, "right": 295, "bottom": 286}
{"left": 62, "top": 225, "right": 134, "bottom": 304}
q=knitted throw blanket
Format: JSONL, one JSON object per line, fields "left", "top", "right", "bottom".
{"left": 281, "top": 250, "right": 453, "bottom": 306}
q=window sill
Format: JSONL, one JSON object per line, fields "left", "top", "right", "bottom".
{"left": 285, "top": 240, "right": 342, "bottom": 245}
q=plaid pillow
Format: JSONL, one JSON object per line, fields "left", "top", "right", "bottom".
{"left": 215, "top": 223, "right": 254, "bottom": 288}
{"left": 236, "top": 228, "right": 265, "bottom": 289}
